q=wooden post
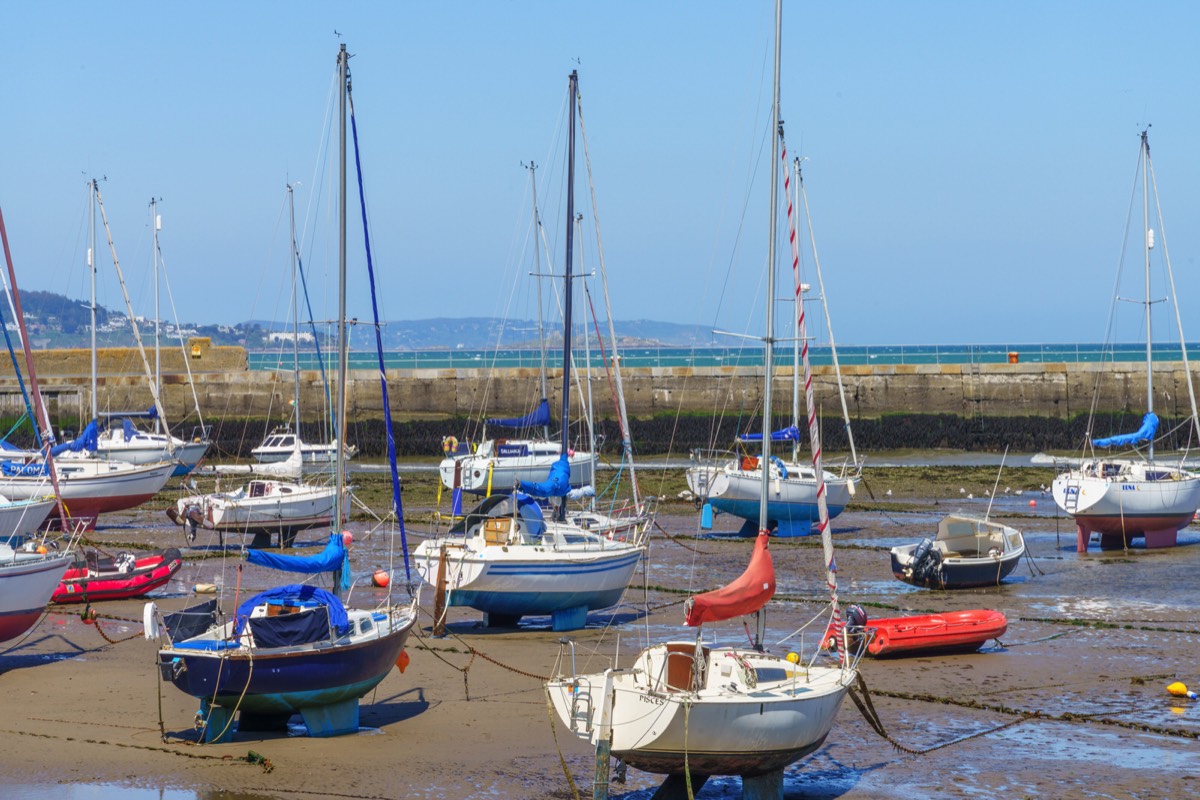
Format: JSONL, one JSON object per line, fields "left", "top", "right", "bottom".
{"left": 432, "top": 544, "right": 448, "bottom": 638}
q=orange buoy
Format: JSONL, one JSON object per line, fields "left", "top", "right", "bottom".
{"left": 1029, "top": 500, "right": 1037, "bottom": 507}
{"left": 36, "top": 545, "right": 48, "bottom": 554}
{"left": 396, "top": 649, "right": 410, "bottom": 673}
{"left": 341, "top": 530, "right": 353, "bottom": 547}
{"left": 372, "top": 569, "right": 390, "bottom": 588}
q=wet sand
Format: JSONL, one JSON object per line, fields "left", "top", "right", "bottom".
{"left": 3, "top": 495, "right": 1200, "bottom": 799}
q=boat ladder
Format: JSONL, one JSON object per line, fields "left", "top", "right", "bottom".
{"left": 1062, "top": 480, "right": 1081, "bottom": 514}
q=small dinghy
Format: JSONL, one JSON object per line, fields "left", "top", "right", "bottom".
{"left": 52, "top": 547, "right": 182, "bottom": 603}
{"left": 826, "top": 606, "right": 1008, "bottom": 658}
{"left": 891, "top": 514, "right": 1025, "bottom": 589}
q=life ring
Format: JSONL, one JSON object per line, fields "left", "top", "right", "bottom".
{"left": 443, "top": 436, "right": 459, "bottom": 455}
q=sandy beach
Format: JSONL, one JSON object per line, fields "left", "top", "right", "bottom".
{"left": 4, "top": 485, "right": 1200, "bottom": 799}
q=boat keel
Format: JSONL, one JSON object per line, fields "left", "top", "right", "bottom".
{"left": 551, "top": 605, "right": 588, "bottom": 632}
{"left": 299, "top": 697, "right": 360, "bottom": 737}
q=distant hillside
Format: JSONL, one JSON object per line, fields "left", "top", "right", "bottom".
{"left": 8, "top": 290, "right": 710, "bottom": 350}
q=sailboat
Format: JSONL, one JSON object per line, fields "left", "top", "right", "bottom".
{"left": 84, "top": 188, "right": 209, "bottom": 475}
{"left": 150, "top": 44, "right": 417, "bottom": 742}
{"left": 1051, "top": 130, "right": 1200, "bottom": 552}
{"left": 413, "top": 71, "right": 649, "bottom": 633}
{"left": 0, "top": 205, "right": 77, "bottom": 643}
{"left": 252, "top": 185, "right": 355, "bottom": 467}
{"left": 547, "top": 5, "right": 862, "bottom": 790}
{"left": 167, "top": 187, "right": 338, "bottom": 548}
{"left": 686, "top": 145, "right": 860, "bottom": 538}
{"left": 437, "top": 164, "right": 595, "bottom": 500}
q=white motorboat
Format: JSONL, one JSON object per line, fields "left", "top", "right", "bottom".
{"left": 168, "top": 478, "right": 338, "bottom": 547}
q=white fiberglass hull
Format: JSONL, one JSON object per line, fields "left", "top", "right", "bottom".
{"left": 0, "top": 549, "right": 73, "bottom": 642}
{"left": 1052, "top": 460, "right": 1200, "bottom": 550}
{"left": 97, "top": 435, "right": 209, "bottom": 474}
{"left": 548, "top": 644, "right": 852, "bottom": 776}
{"left": 687, "top": 460, "right": 856, "bottom": 536}
{"left": 0, "top": 497, "right": 56, "bottom": 535}
{"left": 439, "top": 451, "right": 596, "bottom": 495}
{"left": 0, "top": 460, "right": 175, "bottom": 529}
{"left": 412, "top": 537, "right": 641, "bottom": 621}
{"left": 174, "top": 483, "right": 338, "bottom": 534}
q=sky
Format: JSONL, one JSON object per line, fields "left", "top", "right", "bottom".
{"left": 3, "top": 1, "right": 1200, "bottom": 347}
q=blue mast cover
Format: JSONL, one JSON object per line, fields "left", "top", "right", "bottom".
{"left": 519, "top": 452, "right": 571, "bottom": 497}
{"left": 737, "top": 425, "right": 801, "bottom": 443}
{"left": 1093, "top": 412, "right": 1159, "bottom": 448}
{"left": 487, "top": 398, "right": 552, "bottom": 429}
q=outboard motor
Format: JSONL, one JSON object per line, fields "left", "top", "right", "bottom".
{"left": 910, "top": 537, "right": 943, "bottom": 585}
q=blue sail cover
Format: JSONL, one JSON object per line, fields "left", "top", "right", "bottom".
{"left": 738, "top": 425, "right": 801, "bottom": 443}
{"left": 488, "top": 398, "right": 551, "bottom": 429}
{"left": 1093, "top": 412, "right": 1159, "bottom": 448}
{"left": 519, "top": 453, "right": 571, "bottom": 497}
{"left": 234, "top": 584, "right": 349, "bottom": 636}
{"left": 50, "top": 420, "right": 99, "bottom": 456}
{"left": 246, "top": 532, "right": 349, "bottom": 577}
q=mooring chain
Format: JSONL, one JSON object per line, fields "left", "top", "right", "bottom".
{"left": 652, "top": 520, "right": 715, "bottom": 555}
{"left": 0, "top": 727, "right": 274, "bottom": 771}
{"left": 860, "top": 682, "right": 1200, "bottom": 744}
{"left": 848, "top": 673, "right": 1033, "bottom": 756}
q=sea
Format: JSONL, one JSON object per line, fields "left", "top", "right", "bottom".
{"left": 248, "top": 342, "right": 1200, "bottom": 371}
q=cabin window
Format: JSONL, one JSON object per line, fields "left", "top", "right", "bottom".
{"left": 359, "top": 617, "right": 373, "bottom": 634}
{"left": 755, "top": 667, "right": 789, "bottom": 683}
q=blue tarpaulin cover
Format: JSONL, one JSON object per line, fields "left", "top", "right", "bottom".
{"left": 1093, "top": 412, "right": 1158, "bottom": 448}
{"left": 234, "top": 584, "right": 350, "bottom": 636}
{"left": 737, "top": 425, "right": 801, "bottom": 443}
{"left": 488, "top": 398, "right": 551, "bottom": 429}
{"left": 519, "top": 453, "right": 571, "bottom": 497}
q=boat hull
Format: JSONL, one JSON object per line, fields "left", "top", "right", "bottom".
{"left": 0, "top": 497, "right": 56, "bottom": 536}
{"left": 890, "top": 548, "right": 1023, "bottom": 589}
{"left": 160, "top": 612, "right": 413, "bottom": 723}
{"left": 98, "top": 439, "right": 209, "bottom": 475}
{"left": 548, "top": 646, "right": 852, "bottom": 777}
{"left": 440, "top": 451, "right": 596, "bottom": 495}
{"left": 172, "top": 483, "right": 338, "bottom": 538}
{"left": 862, "top": 610, "right": 1007, "bottom": 657}
{"left": 1053, "top": 469, "right": 1200, "bottom": 551}
{"left": 52, "top": 548, "right": 183, "bottom": 604}
{"left": 0, "top": 551, "right": 74, "bottom": 642}
{"left": 412, "top": 541, "right": 641, "bottom": 618}
{"left": 687, "top": 465, "right": 855, "bottom": 536}
{"left": 0, "top": 461, "right": 175, "bottom": 530}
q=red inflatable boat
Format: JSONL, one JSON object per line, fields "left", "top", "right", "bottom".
{"left": 52, "top": 548, "right": 183, "bottom": 604}
{"left": 826, "top": 607, "right": 1007, "bottom": 658}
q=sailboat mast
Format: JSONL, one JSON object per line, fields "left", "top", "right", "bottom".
{"left": 152, "top": 198, "right": 161, "bottom": 433}
{"left": 335, "top": 44, "right": 349, "bottom": 529}
{"left": 527, "top": 162, "right": 550, "bottom": 440}
{"left": 89, "top": 179, "right": 98, "bottom": 422}
{"left": 791, "top": 158, "right": 801, "bottom": 465}
{"left": 288, "top": 184, "right": 302, "bottom": 433}
{"left": 1141, "top": 130, "right": 1154, "bottom": 461}
{"left": 559, "top": 70, "right": 578, "bottom": 523}
{"left": 760, "top": 0, "right": 781, "bottom": 534}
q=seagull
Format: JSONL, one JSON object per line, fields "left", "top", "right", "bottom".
{"left": 1015, "top": 489, "right": 1024, "bottom": 496}
{"left": 959, "top": 487, "right": 966, "bottom": 494}
{"left": 885, "top": 489, "right": 893, "bottom": 497}
{"left": 1004, "top": 486, "right": 1011, "bottom": 494}
{"left": 967, "top": 493, "right": 974, "bottom": 499}
{"left": 1040, "top": 483, "right": 1047, "bottom": 491}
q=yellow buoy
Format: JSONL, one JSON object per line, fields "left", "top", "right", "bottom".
{"left": 1167, "top": 681, "right": 1198, "bottom": 700}
{"left": 786, "top": 652, "right": 800, "bottom": 664}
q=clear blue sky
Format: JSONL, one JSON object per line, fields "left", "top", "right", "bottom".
{"left": 3, "top": 1, "right": 1199, "bottom": 347}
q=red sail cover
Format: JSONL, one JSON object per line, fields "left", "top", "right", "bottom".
{"left": 685, "top": 532, "right": 776, "bottom": 626}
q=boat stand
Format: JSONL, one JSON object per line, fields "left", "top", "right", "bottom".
{"left": 647, "top": 770, "right": 784, "bottom": 800}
